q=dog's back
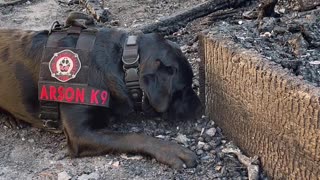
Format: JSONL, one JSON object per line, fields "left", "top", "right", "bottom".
{"left": 0, "top": 29, "right": 47, "bottom": 127}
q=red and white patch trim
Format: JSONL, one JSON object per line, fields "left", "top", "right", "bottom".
{"left": 49, "top": 49, "right": 81, "bottom": 82}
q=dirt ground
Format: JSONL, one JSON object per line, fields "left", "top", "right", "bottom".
{"left": 0, "top": 0, "right": 289, "bottom": 179}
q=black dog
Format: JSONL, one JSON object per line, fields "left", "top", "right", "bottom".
{"left": 0, "top": 13, "right": 201, "bottom": 169}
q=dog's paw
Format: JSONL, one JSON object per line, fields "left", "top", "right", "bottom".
{"left": 151, "top": 141, "right": 198, "bottom": 169}
{"left": 0, "top": 115, "right": 28, "bottom": 129}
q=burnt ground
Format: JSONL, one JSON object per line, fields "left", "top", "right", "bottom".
{"left": 2, "top": 0, "right": 319, "bottom": 179}
{"left": 193, "top": 2, "right": 320, "bottom": 86}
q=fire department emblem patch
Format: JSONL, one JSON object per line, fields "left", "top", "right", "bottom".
{"left": 49, "top": 49, "right": 81, "bottom": 82}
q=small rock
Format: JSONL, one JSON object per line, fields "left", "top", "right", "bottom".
{"left": 260, "top": 32, "right": 272, "bottom": 38}
{"left": 155, "top": 135, "right": 166, "bottom": 139}
{"left": 54, "top": 153, "right": 67, "bottom": 161}
{"left": 215, "top": 165, "right": 222, "bottom": 172}
{"left": 203, "top": 144, "right": 212, "bottom": 151}
{"left": 200, "top": 128, "right": 205, "bottom": 136}
{"left": 21, "top": 137, "right": 25, "bottom": 141}
{"left": 194, "top": 126, "right": 202, "bottom": 132}
{"left": 120, "top": 154, "right": 143, "bottom": 160}
{"left": 180, "top": 45, "right": 189, "bottom": 53}
{"left": 278, "top": 8, "right": 286, "bottom": 14}
{"left": 78, "top": 172, "right": 99, "bottom": 180}
{"left": 205, "top": 128, "right": 216, "bottom": 137}
{"left": 13, "top": 19, "right": 24, "bottom": 24}
{"left": 204, "top": 135, "right": 212, "bottom": 143}
{"left": 131, "top": 23, "right": 143, "bottom": 28}
{"left": 197, "top": 141, "right": 205, "bottom": 149}
{"left": 110, "top": 20, "right": 120, "bottom": 26}
{"left": 310, "top": 61, "right": 320, "bottom": 65}
{"left": 112, "top": 161, "right": 120, "bottom": 168}
{"left": 198, "top": 137, "right": 204, "bottom": 142}
{"left": 196, "top": 149, "right": 204, "bottom": 155}
{"left": 28, "top": 139, "right": 34, "bottom": 143}
{"left": 58, "top": 171, "right": 71, "bottom": 180}
{"left": 82, "top": 167, "right": 91, "bottom": 174}
{"left": 130, "top": 127, "right": 141, "bottom": 133}
{"left": 200, "top": 155, "right": 210, "bottom": 161}
{"left": 26, "top": 1, "right": 31, "bottom": 5}
{"left": 209, "top": 140, "right": 219, "bottom": 148}
{"left": 174, "top": 133, "right": 189, "bottom": 145}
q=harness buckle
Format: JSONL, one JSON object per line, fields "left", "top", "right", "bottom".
{"left": 122, "top": 54, "right": 140, "bottom": 67}
{"left": 122, "top": 35, "right": 143, "bottom": 111}
{"left": 42, "top": 119, "right": 60, "bottom": 130}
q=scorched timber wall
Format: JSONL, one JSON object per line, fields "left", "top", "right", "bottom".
{"left": 199, "top": 34, "right": 320, "bottom": 179}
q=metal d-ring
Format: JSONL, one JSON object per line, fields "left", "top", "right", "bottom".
{"left": 49, "top": 21, "right": 62, "bottom": 34}
{"left": 122, "top": 54, "right": 140, "bottom": 66}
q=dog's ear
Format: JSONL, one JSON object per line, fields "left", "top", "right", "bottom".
{"left": 140, "top": 58, "right": 176, "bottom": 113}
{"left": 138, "top": 33, "right": 201, "bottom": 118}
{"left": 161, "top": 39, "right": 201, "bottom": 120}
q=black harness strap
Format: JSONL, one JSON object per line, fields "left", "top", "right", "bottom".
{"left": 39, "top": 25, "right": 97, "bottom": 130}
{"left": 122, "top": 36, "right": 143, "bottom": 111}
{"left": 39, "top": 25, "right": 144, "bottom": 130}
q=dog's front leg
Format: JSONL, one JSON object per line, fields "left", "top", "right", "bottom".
{"left": 60, "top": 104, "right": 197, "bottom": 169}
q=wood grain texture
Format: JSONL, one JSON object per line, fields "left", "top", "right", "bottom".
{"left": 199, "top": 34, "right": 320, "bottom": 179}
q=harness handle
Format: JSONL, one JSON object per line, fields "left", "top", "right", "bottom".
{"left": 66, "top": 12, "right": 95, "bottom": 29}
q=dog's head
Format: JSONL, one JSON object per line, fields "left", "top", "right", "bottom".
{"left": 138, "top": 34, "right": 202, "bottom": 120}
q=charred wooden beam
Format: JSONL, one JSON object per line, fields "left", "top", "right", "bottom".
{"left": 201, "top": 8, "right": 243, "bottom": 26}
{"left": 199, "top": 33, "right": 320, "bottom": 179}
{"left": 137, "top": 0, "right": 252, "bottom": 35}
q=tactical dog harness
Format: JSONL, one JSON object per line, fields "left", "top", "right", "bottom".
{"left": 38, "top": 22, "right": 142, "bottom": 130}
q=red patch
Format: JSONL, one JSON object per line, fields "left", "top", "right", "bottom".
{"left": 39, "top": 84, "right": 110, "bottom": 107}
{"left": 49, "top": 49, "right": 81, "bottom": 82}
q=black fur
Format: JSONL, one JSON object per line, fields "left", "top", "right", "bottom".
{"left": 0, "top": 27, "right": 201, "bottom": 169}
